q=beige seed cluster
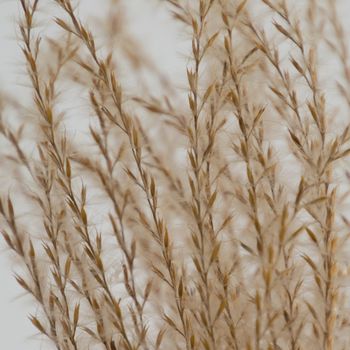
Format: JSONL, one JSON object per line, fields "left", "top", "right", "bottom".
{"left": 1, "top": 0, "right": 350, "bottom": 349}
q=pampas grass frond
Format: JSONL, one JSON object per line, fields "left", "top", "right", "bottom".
{"left": 2, "top": 0, "right": 350, "bottom": 349}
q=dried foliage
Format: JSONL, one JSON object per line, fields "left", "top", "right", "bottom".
{"left": 2, "top": 0, "right": 350, "bottom": 349}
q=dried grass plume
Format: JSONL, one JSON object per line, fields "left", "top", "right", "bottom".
{"left": 1, "top": 0, "right": 350, "bottom": 349}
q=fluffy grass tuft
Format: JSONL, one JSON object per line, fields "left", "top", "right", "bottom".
{"left": 1, "top": 0, "right": 350, "bottom": 349}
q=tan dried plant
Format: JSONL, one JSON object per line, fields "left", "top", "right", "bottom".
{"left": 2, "top": 0, "right": 350, "bottom": 349}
